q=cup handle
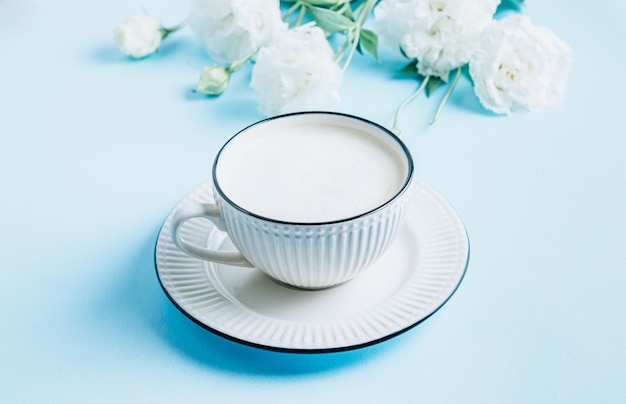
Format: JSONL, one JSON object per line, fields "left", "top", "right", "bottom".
{"left": 169, "top": 201, "right": 254, "bottom": 267}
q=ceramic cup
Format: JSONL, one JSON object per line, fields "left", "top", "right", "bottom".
{"left": 170, "top": 112, "right": 414, "bottom": 289}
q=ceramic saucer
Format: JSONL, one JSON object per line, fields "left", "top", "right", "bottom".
{"left": 155, "top": 178, "right": 469, "bottom": 353}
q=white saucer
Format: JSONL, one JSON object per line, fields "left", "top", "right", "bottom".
{"left": 155, "top": 178, "right": 469, "bottom": 353}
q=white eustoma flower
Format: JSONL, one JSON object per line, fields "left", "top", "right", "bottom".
{"left": 114, "top": 16, "right": 163, "bottom": 58}
{"left": 374, "top": 0, "right": 499, "bottom": 81}
{"left": 469, "top": 15, "right": 573, "bottom": 115}
{"left": 189, "top": 0, "right": 286, "bottom": 64}
{"left": 374, "top": 0, "right": 423, "bottom": 53}
{"left": 250, "top": 26, "right": 343, "bottom": 117}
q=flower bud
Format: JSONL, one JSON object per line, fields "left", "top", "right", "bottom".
{"left": 114, "top": 16, "right": 163, "bottom": 59}
{"left": 195, "top": 66, "right": 231, "bottom": 96}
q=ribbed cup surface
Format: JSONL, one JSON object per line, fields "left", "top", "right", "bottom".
{"left": 217, "top": 184, "right": 412, "bottom": 289}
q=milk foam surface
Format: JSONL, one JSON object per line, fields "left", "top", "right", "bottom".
{"left": 216, "top": 122, "right": 408, "bottom": 223}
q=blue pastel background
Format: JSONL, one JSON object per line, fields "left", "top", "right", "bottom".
{"left": 1, "top": 0, "right": 624, "bottom": 402}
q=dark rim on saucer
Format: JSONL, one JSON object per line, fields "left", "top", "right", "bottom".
{"left": 211, "top": 111, "right": 415, "bottom": 226}
{"left": 153, "top": 179, "right": 471, "bottom": 354}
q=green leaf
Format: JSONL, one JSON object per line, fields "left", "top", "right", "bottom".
{"left": 307, "top": 5, "right": 354, "bottom": 33}
{"left": 301, "top": 0, "right": 344, "bottom": 7}
{"left": 425, "top": 76, "right": 444, "bottom": 97}
{"left": 398, "top": 61, "right": 418, "bottom": 75}
{"left": 496, "top": 0, "right": 524, "bottom": 13}
{"left": 358, "top": 29, "right": 379, "bottom": 62}
{"left": 341, "top": 4, "right": 355, "bottom": 20}
{"left": 399, "top": 45, "right": 411, "bottom": 60}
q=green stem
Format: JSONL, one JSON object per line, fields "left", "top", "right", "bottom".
{"left": 334, "top": 36, "right": 351, "bottom": 62}
{"left": 228, "top": 52, "right": 256, "bottom": 73}
{"left": 391, "top": 76, "right": 431, "bottom": 137}
{"left": 282, "top": 1, "right": 302, "bottom": 21}
{"left": 340, "top": 0, "right": 377, "bottom": 72}
{"left": 431, "top": 67, "right": 461, "bottom": 125}
{"left": 341, "top": 30, "right": 359, "bottom": 72}
{"left": 294, "top": 4, "right": 307, "bottom": 27}
{"left": 335, "top": 2, "right": 349, "bottom": 15}
{"left": 161, "top": 20, "right": 187, "bottom": 39}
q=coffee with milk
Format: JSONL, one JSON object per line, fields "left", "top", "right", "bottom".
{"left": 170, "top": 112, "right": 414, "bottom": 289}
{"left": 215, "top": 117, "right": 409, "bottom": 223}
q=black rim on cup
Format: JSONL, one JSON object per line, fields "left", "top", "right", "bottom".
{"left": 211, "top": 111, "right": 415, "bottom": 226}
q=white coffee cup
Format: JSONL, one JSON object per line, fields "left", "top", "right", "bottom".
{"left": 170, "top": 112, "right": 414, "bottom": 289}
